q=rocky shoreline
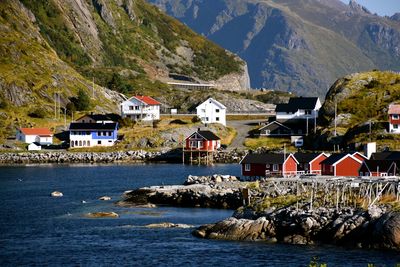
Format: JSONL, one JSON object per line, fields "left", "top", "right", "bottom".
{"left": 0, "top": 149, "right": 246, "bottom": 164}
{"left": 121, "top": 174, "right": 400, "bottom": 251}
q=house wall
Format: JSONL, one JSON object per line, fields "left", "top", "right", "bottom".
{"left": 196, "top": 101, "right": 226, "bottom": 126}
{"left": 185, "top": 138, "right": 220, "bottom": 151}
{"left": 36, "top": 136, "right": 53, "bottom": 145}
{"left": 310, "top": 154, "right": 328, "bottom": 174}
{"left": 335, "top": 158, "right": 362, "bottom": 177}
{"left": 70, "top": 129, "right": 117, "bottom": 148}
{"left": 389, "top": 113, "right": 400, "bottom": 133}
{"left": 283, "top": 156, "right": 297, "bottom": 176}
{"left": 242, "top": 163, "right": 267, "bottom": 177}
{"left": 321, "top": 164, "right": 334, "bottom": 175}
{"left": 353, "top": 153, "right": 367, "bottom": 162}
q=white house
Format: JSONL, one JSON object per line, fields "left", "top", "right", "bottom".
{"left": 69, "top": 122, "right": 118, "bottom": 148}
{"left": 16, "top": 128, "right": 53, "bottom": 145}
{"left": 275, "top": 97, "right": 321, "bottom": 121}
{"left": 120, "top": 96, "right": 161, "bottom": 121}
{"left": 388, "top": 104, "right": 400, "bottom": 133}
{"left": 196, "top": 98, "right": 226, "bottom": 126}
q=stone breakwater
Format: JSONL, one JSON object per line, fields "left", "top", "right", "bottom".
{"left": 0, "top": 149, "right": 246, "bottom": 164}
{"left": 0, "top": 150, "right": 164, "bottom": 164}
{"left": 193, "top": 206, "right": 400, "bottom": 251}
{"left": 118, "top": 174, "right": 243, "bottom": 209}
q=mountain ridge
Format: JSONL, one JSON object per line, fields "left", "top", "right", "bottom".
{"left": 149, "top": 0, "right": 400, "bottom": 97}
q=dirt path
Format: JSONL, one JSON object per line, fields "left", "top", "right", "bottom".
{"left": 227, "top": 119, "right": 262, "bottom": 150}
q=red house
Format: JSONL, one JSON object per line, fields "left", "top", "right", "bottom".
{"left": 240, "top": 153, "right": 298, "bottom": 178}
{"left": 294, "top": 152, "right": 329, "bottom": 175}
{"left": 184, "top": 129, "right": 221, "bottom": 152}
{"left": 389, "top": 104, "right": 400, "bottom": 133}
{"left": 320, "top": 153, "right": 363, "bottom": 177}
{"left": 359, "top": 160, "right": 398, "bottom": 177}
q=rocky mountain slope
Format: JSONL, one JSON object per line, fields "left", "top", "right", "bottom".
{"left": 0, "top": 0, "right": 253, "bottom": 140}
{"left": 149, "top": 0, "right": 400, "bottom": 97}
{"left": 317, "top": 70, "right": 400, "bottom": 150}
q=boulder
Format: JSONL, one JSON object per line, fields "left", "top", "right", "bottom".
{"left": 99, "top": 196, "right": 112, "bottom": 201}
{"left": 144, "top": 222, "right": 194, "bottom": 228}
{"left": 85, "top": 212, "right": 119, "bottom": 218}
{"left": 51, "top": 191, "right": 63, "bottom": 197}
{"left": 369, "top": 212, "right": 400, "bottom": 250}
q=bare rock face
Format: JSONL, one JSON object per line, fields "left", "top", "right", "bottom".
{"left": 212, "top": 62, "right": 251, "bottom": 91}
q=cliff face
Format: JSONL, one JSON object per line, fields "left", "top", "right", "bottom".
{"left": 149, "top": 0, "right": 400, "bottom": 97}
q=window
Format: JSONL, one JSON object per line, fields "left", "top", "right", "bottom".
{"left": 108, "top": 131, "right": 112, "bottom": 136}
{"left": 135, "top": 106, "right": 140, "bottom": 110}
{"left": 393, "top": 115, "right": 399, "bottom": 120}
{"left": 201, "top": 109, "right": 206, "bottom": 113}
{"left": 216, "top": 109, "right": 220, "bottom": 113}
{"left": 305, "top": 110, "right": 311, "bottom": 115}
{"left": 359, "top": 172, "right": 363, "bottom": 176}
{"left": 273, "top": 164, "right": 279, "bottom": 171}
{"left": 265, "top": 130, "right": 270, "bottom": 135}
{"left": 98, "top": 131, "right": 102, "bottom": 136}
{"left": 129, "top": 106, "right": 134, "bottom": 110}
{"left": 330, "top": 166, "right": 334, "bottom": 172}
{"left": 98, "top": 140, "right": 101, "bottom": 145}
{"left": 206, "top": 117, "right": 209, "bottom": 121}
{"left": 266, "top": 164, "right": 270, "bottom": 168}
{"left": 190, "top": 141, "right": 197, "bottom": 148}
{"left": 245, "top": 164, "right": 251, "bottom": 171}
{"left": 198, "top": 141, "right": 203, "bottom": 148}
{"left": 394, "top": 124, "right": 399, "bottom": 129}
{"left": 304, "top": 164, "right": 309, "bottom": 170}
{"left": 216, "top": 117, "right": 220, "bottom": 121}
{"left": 87, "top": 141, "right": 90, "bottom": 146}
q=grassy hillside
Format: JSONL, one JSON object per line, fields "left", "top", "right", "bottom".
{"left": 318, "top": 70, "right": 400, "bottom": 150}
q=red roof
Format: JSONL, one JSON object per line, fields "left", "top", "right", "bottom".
{"left": 133, "top": 96, "right": 161, "bottom": 105}
{"left": 20, "top": 128, "right": 53, "bottom": 136}
{"left": 388, "top": 104, "right": 400, "bottom": 114}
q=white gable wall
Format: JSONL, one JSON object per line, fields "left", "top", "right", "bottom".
{"left": 196, "top": 99, "right": 226, "bottom": 126}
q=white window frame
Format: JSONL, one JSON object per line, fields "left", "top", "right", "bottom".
{"left": 245, "top": 164, "right": 251, "bottom": 171}
{"left": 273, "top": 164, "right": 279, "bottom": 171}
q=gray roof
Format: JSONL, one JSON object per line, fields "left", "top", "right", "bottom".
{"left": 276, "top": 97, "right": 319, "bottom": 113}
{"left": 241, "top": 153, "right": 287, "bottom": 164}
{"left": 320, "top": 153, "right": 347, "bottom": 165}
{"left": 69, "top": 122, "right": 118, "bottom": 130}
{"left": 294, "top": 153, "right": 323, "bottom": 164}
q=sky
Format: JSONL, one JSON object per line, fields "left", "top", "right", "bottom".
{"left": 340, "top": 0, "right": 400, "bottom": 16}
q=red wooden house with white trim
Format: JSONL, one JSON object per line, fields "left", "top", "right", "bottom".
{"left": 294, "top": 152, "right": 329, "bottom": 175}
{"left": 183, "top": 129, "right": 221, "bottom": 164}
{"left": 184, "top": 129, "right": 221, "bottom": 152}
{"left": 240, "top": 153, "right": 298, "bottom": 178}
{"left": 388, "top": 104, "right": 400, "bottom": 133}
{"left": 320, "top": 153, "right": 363, "bottom": 176}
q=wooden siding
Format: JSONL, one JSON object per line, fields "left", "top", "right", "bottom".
{"left": 310, "top": 154, "right": 328, "bottom": 174}
{"left": 335, "top": 157, "right": 362, "bottom": 176}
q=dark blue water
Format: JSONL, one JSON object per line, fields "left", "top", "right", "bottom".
{"left": 0, "top": 163, "right": 399, "bottom": 266}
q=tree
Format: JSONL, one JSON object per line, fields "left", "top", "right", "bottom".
{"left": 70, "top": 89, "right": 90, "bottom": 111}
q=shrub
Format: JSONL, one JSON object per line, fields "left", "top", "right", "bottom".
{"left": 0, "top": 99, "right": 8, "bottom": 109}
{"left": 365, "top": 80, "right": 381, "bottom": 89}
{"left": 169, "top": 119, "right": 187, "bottom": 125}
{"left": 119, "top": 117, "right": 135, "bottom": 128}
{"left": 28, "top": 107, "right": 46, "bottom": 118}
{"left": 191, "top": 116, "right": 201, "bottom": 123}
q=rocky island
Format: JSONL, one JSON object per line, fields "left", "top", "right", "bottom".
{"left": 120, "top": 174, "right": 400, "bottom": 251}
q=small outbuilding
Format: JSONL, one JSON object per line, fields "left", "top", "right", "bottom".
{"left": 294, "top": 152, "right": 329, "bottom": 175}
{"left": 320, "top": 153, "right": 363, "bottom": 177}
{"left": 16, "top": 128, "right": 53, "bottom": 145}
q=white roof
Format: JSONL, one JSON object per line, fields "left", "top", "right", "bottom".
{"left": 197, "top": 98, "right": 226, "bottom": 109}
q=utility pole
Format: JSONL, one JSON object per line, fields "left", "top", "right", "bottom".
{"left": 334, "top": 100, "right": 337, "bottom": 137}
{"left": 314, "top": 115, "right": 317, "bottom": 134}
{"left": 92, "top": 77, "right": 95, "bottom": 99}
{"left": 54, "top": 92, "right": 57, "bottom": 119}
{"left": 306, "top": 117, "right": 309, "bottom": 136}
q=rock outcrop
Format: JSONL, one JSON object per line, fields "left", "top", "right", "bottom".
{"left": 193, "top": 206, "right": 400, "bottom": 251}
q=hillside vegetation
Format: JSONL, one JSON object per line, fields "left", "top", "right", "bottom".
{"left": 0, "top": 0, "right": 250, "bottom": 142}
{"left": 318, "top": 71, "right": 400, "bottom": 150}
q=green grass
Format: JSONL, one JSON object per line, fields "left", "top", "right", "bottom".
{"left": 244, "top": 137, "right": 294, "bottom": 151}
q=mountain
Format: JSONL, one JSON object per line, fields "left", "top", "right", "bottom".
{"left": 0, "top": 0, "right": 251, "bottom": 140}
{"left": 318, "top": 70, "right": 400, "bottom": 150}
{"left": 148, "top": 0, "right": 400, "bottom": 97}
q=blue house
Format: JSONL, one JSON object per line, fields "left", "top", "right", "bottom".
{"left": 69, "top": 122, "right": 118, "bottom": 148}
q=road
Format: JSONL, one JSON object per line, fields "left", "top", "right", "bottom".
{"left": 226, "top": 119, "right": 263, "bottom": 150}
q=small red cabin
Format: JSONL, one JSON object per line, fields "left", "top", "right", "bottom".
{"left": 184, "top": 129, "right": 220, "bottom": 152}
{"left": 240, "top": 153, "right": 298, "bottom": 178}
{"left": 359, "top": 160, "right": 398, "bottom": 177}
{"left": 320, "top": 153, "right": 363, "bottom": 176}
{"left": 294, "top": 152, "right": 329, "bottom": 175}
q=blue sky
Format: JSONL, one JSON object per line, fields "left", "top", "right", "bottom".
{"left": 340, "top": 0, "right": 400, "bottom": 16}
